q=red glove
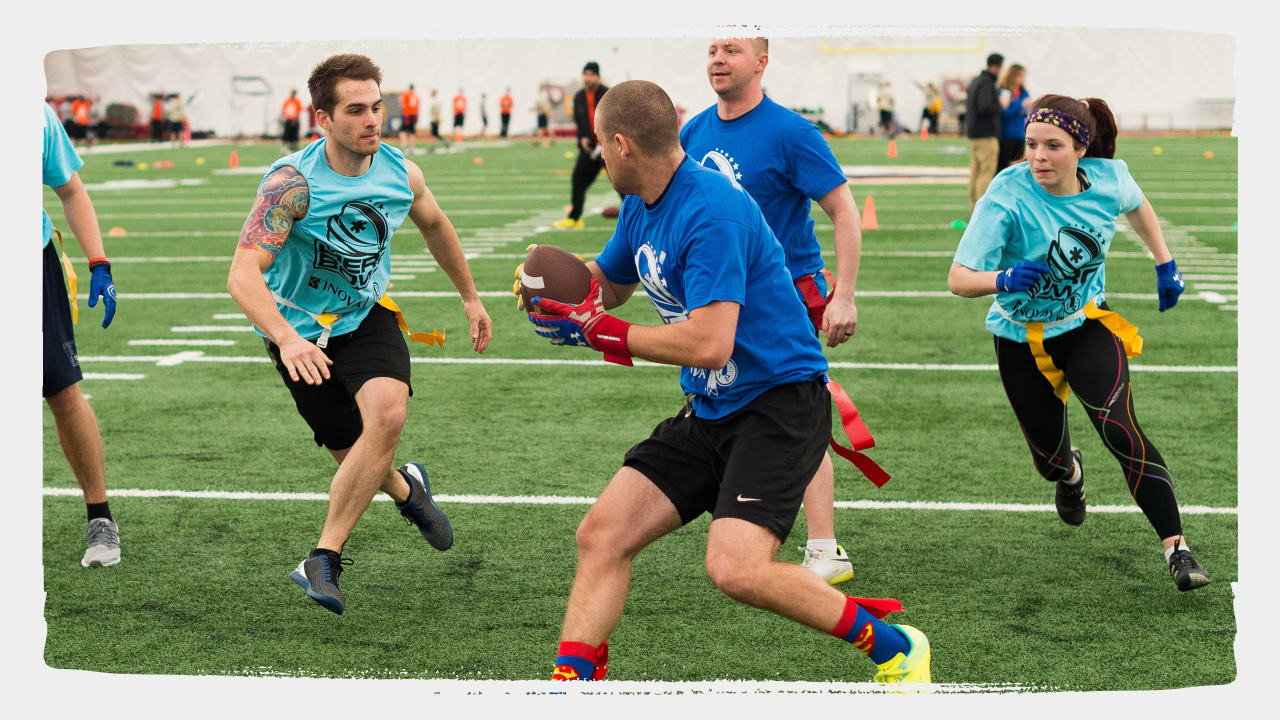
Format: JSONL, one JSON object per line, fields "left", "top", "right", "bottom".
{"left": 530, "top": 276, "right": 634, "bottom": 367}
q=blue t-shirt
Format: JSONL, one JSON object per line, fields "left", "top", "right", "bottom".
{"left": 679, "top": 95, "right": 847, "bottom": 282}
{"left": 1000, "top": 87, "right": 1031, "bottom": 140}
{"left": 952, "top": 158, "right": 1145, "bottom": 342}
{"left": 594, "top": 156, "right": 828, "bottom": 419}
{"left": 42, "top": 102, "right": 84, "bottom": 247}
{"left": 259, "top": 139, "right": 414, "bottom": 340}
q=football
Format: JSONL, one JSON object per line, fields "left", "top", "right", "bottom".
{"left": 519, "top": 244, "right": 592, "bottom": 313}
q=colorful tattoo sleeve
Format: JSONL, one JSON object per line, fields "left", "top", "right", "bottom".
{"left": 237, "top": 165, "right": 310, "bottom": 262}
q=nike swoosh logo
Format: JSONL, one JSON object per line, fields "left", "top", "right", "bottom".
{"left": 737, "top": 494, "right": 762, "bottom": 502}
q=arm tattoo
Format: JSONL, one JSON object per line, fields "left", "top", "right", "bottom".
{"left": 237, "top": 166, "right": 310, "bottom": 261}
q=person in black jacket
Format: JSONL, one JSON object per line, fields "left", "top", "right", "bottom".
{"left": 553, "top": 62, "right": 610, "bottom": 229}
{"left": 965, "top": 52, "right": 1004, "bottom": 212}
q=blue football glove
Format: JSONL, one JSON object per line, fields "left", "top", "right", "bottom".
{"left": 1156, "top": 259, "right": 1185, "bottom": 312}
{"left": 995, "top": 262, "right": 1050, "bottom": 293}
{"left": 88, "top": 261, "right": 117, "bottom": 329}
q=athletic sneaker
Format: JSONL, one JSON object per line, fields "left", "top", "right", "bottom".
{"left": 1055, "top": 447, "right": 1086, "bottom": 526}
{"left": 551, "top": 217, "right": 584, "bottom": 230}
{"left": 396, "top": 462, "right": 454, "bottom": 550}
{"left": 290, "top": 554, "right": 354, "bottom": 615}
{"left": 873, "top": 624, "right": 932, "bottom": 687}
{"left": 800, "top": 545, "right": 854, "bottom": 585}
{"left": 1168, "top": 540, "right": 1212, "bottom": 592}
{"left": 81, "top": 518, "right": 121, "bottom": 567}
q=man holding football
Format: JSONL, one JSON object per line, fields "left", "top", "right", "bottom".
{"left": 227, "top": 53, "right": 492, "bottom": 615}
{"left": 522, "top": 79, "right": 931, "bottom": 685}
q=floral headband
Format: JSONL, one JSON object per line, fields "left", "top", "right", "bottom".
{"left": 1025, "top": 107, "right": 1090, "bottom": 146}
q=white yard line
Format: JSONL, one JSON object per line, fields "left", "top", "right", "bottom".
{"left": 38, "top": 486, "right": 1237, "bottom": 515}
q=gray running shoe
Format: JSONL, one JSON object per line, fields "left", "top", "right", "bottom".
{"left": 81, "top": 518, "right": 121, "bottom": 567}
{"left": 1055, "top": 447, "right": 1086, "bottom": 526}
{"left": 290, "top": 554, "right": 353, "bottom": 614}
{"left": 1168, "top": 540, "right": 1212, "bottom": 592}
{"left": 395, "top": 462, "right": 454, "bottom": 550}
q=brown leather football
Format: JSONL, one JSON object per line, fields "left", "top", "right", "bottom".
{"left": 519, "top": 244, "right": 592, "bottom": 313}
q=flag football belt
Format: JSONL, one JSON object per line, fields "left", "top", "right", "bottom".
{"left": 1020, "top": 301, "right": 1143, "bottom": 404}
{"left": 271, "top": 291, "right": 445, "bottom": 349}
{"left": 52, "top": 229, "right": 79, "bottom": 325}
{"left": 827, "top": 377, "right": 891, "bottom": 487}
{"left": 793, "top": 268, "right": 836, "bottom": 330}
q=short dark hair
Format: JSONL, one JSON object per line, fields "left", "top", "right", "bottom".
{"left": 308, "top": 53, "right": 382, "bottom": 115}
{"left": 583, "top": 61, "right": 600, "bottom": 75}
{"left": 987, "top": 53, "right": 1004, "bottom": 68}
{"left": 596, "top": 80, "right": 680, "bottom": 157}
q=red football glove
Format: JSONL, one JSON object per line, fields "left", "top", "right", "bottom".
{"left": 530, "top": 277, "right": 634, "bottom": 366}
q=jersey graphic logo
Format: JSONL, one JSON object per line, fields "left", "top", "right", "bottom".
{"left": 1012, "top": 224, "right": 1106, "bottom": 318}
{"left": 315, "top": 199, "right": 390, "bottom": 288}
{"left": 634, "top": 242, "right": 688, "bottom": 323}
{"left": 699, "top": 148, "right": 743, "bottom": 189}
{"left": 690, "top": 359, "right": 738, "bottom": 396}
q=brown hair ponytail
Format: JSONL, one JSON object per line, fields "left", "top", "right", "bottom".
{"left": 1080, "top": 97, "right": 1117, "bottom": 159}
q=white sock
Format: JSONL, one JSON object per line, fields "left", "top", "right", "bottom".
{"left": 1060, "top": 459, "right": 1082, "bottom": 485}
{"left": 1164, "top": 542, "right": 1189, "bottom": 562}
{"left": 807, "top": 538, "right": 838, "bottom": 554}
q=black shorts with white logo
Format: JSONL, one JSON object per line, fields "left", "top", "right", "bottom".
{"left": 43, "top": 241, "right": 82, "bottom": 397}
{"left": 623, "top": 377, "right": 831, "bottom": 541}
{"left": 264, "top": 304, "right": 412, "bottom": 451}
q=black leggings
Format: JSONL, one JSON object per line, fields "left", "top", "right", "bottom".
{"left": 569, "top": 148, "right": 606, "bottom": 220}
{"left": 994, "top": 317, "right": 1183, "bottom": 539}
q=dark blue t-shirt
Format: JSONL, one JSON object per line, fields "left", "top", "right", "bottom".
{"left": 594, "top": 156, "right": 828, "bottom": 419}
{"left": 679, "top": 94, "right": 848, "bottom": 281}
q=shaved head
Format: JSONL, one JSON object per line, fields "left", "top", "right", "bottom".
{"left": 595, "top": 80, "right": 681, "bottom": 157}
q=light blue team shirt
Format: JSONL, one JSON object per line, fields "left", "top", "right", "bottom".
{"left": 952, "top": 158, "right": 1145, "bottom": 342}
{"left": 43, "top": 102, "right": 84, "bottom": 247}
{"left": 258, "top": 139, "right": 414, "bottom": 340}
{"left": 679, "top": 95, "right": 848, "bottom": 282}
{"left": 594, "top": 156, "right": 828, "bottom": 420}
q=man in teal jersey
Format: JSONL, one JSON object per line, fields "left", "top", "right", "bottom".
{"left": 227, "top": 54, "right": 493, "bottom": 615}
{"left": 42, "top": 100, "right": 121, "bottom": 568}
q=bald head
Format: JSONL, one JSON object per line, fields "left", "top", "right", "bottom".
{"left": 596, "top": 80, "right": 681, "bottom": 157}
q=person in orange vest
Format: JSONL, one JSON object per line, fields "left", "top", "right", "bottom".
{"left": 69, "top": 95, "right": 91, "bottom": 145}
{"left": 499, "top": 88, "right": 514, "bottom": 138}
{"left": 399, "top": 84, "right": 420, "bottom": 152}
{"left": 281, "top": 89, "right": 303, "bottom": 152}
{"left": 150, "top": 93, "right": 166, "bottom": 142}
{"left": 452, "top": 89, "right": 466, "bottom": 142}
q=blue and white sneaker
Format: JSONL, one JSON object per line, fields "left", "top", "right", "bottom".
{"left": 396, "top": 462, "right": 454, "bottom": 550}
{"left": 290, "top": 553, "right": 353, "bottom": 615}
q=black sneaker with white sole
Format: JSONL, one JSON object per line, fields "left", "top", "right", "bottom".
{"left": 290, "top": 553, "right": 354, "bottom": 615}
{"left": 396, "top": 462, "right": 454, "bottom": 550}
{"left": 1055, "top": 447, "right": 1086, "bottom": 526}
{"left": 1168, "top": 540, "right": 1212, "bottom": 592}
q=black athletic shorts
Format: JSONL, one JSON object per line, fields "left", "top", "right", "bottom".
{"left": 537, "top": 114, "right": 548, "bottom": 129}
{"left": 453, "top": 113, "right": 465, "bottom": 127}
{"left": 402, "top": 114, "right": 418, "bottom": 133}
{"left": 282, "top": 119, "right": 300, "bottom": 143}
{"left": 263, "top": 304, "right": 412, "bottom": 451}
{"left": 623, "top": 378, "right": 831, "bottom": 541}
{"left": 43, "top": 241, "right": 82, "bottom": 398}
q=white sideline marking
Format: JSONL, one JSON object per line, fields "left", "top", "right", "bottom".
{"left": 171, "top": 325, "right": 256, "bottom": 332}
{"left": 38, "top": 486, "right": 1238, "bottom": 515}
{"left": 212, "top": 313, "right": 247, "bottom": 320}
{"left": 129, "top": 339, "right": 236, "bottom": 346}
{"left": 76, "top": 354, "right": 1238, "bottom": 373}
{"left": 80, "top": 373, "right": 145, "bottom": 381}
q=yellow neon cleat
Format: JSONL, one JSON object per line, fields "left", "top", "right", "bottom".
{"left": 551, "top": 217, "right": 584, "bottom": 230}
{"left": 873, "top": 624, "right": 931, "bottom": 687}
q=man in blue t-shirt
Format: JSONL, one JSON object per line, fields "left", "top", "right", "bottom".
{"left": 42, "top": 101, "right": 122, "bottom": 569}
{"left": 679, "top": 36, "right": 864, "bottom": 585}
{"left": 525, "top": 80, "right": 930, "bottom": 685}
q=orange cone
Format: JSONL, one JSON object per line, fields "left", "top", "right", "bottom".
{"left": 229, "top": 151, "right": 239, "bottom": 169}
{"left": 887, "top": 140, "right": 898, "bottom": 159}
{"left": 107, "top": 227, "right": 127, "bottom": 237}
{"left": 920, "top": 125, "right": 929, "bottom": 140}
{"left": 861, "top": 196, "right": 878, "bottom": 230}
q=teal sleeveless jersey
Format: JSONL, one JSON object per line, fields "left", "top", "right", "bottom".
{"left": 259, "top": 140, "right": 413, "bottom": 340}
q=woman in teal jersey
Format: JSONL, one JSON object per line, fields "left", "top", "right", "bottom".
{"left": 948, "top": 94, "right": 1211, "bottom": 592}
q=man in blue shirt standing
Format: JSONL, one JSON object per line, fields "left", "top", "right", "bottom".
{"left": 526, "top": 80, "right": 930, "bottom": 685}
{"left": 42, "top": 101, "right": 121, "bottom": 568}
{"left": 680, "top": 37, "right": 864, "bottom": 586}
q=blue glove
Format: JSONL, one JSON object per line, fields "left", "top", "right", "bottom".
{"left": 1156, "top": 260, "right": 1184, "bottom": 312}
{"left": 995, "top": 262, "right": 1050, "bottom": 293}
{"left": 88, "top": 261, "right": 117, "bottom": 329}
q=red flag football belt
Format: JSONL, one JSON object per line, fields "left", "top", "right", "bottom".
{"left": 827, "top": 377, "right": 891, "bottom": 487}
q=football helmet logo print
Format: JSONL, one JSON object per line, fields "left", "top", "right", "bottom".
{"left": 315, "top": 200, "right": 389, "bottom": 288}
{"left": 1045, "top": 226, "right": 1102, "bottom": 284}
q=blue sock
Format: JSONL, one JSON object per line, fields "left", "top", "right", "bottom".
{"left": 830, "top": 596, "right": 911, "bottom": 665}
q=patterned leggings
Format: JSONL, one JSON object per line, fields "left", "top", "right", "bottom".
{"left": 994, "top": 317, "right": 1183, "bottom": 539}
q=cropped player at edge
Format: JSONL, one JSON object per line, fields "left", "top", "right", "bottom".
{"left": 523, "top": 80, "right": 931, "bottom": 685}
{"left": 948, "top": 94, "right": 1210, "bottom": 592}
{"left": 680, "top": 35, "right": 862, "bottom": 585}
{"left": 227, "top": 54, "right": 492, "bottom": 615}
